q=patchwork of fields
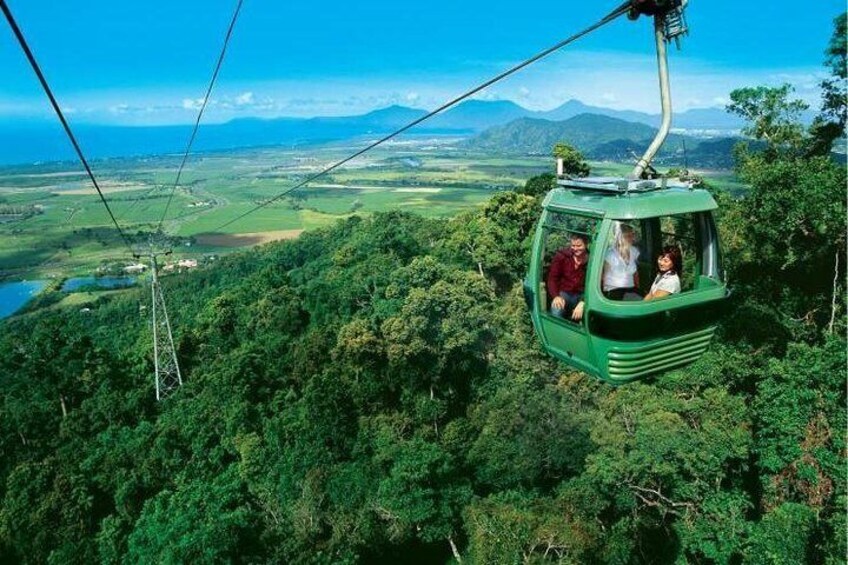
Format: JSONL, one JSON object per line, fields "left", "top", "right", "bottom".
{"left": 0, "top": 137, "right": 738, "bottom": 279}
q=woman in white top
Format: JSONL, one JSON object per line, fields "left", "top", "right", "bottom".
{"left": 644, "top": 245, "right": 682, "bottom": 300}
{"left": 602, "top": 223, "right": 641, "bottom": 301}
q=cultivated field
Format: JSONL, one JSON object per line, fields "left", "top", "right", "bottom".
{"left": 0, "top": 137, "right": 738, "bottom": 280}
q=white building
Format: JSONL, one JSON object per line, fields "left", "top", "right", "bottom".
{"left": 123, "top": 263, "right": 147, "bottom": 274}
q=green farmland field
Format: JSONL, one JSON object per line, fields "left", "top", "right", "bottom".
{"left": 0, "top": 139, "right": 741, "bottom": 280}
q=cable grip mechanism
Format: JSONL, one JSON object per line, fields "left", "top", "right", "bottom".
{"left": 628, "top": 0, "right": 689, "bottom": 48}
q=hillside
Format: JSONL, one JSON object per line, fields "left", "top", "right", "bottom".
{"left": 1, "top": 4, "right": 844, "bottom": 561}
{"left": 0, "top": 155, "right": 844, "bottom": 561}
{"left": 465, "top": 113, "right": 742, "bottom": 168}
{"left": 427, "top": 99, "right": 531, "bottom": 131}
{"left": 467, "top": 113, "right": 658, "bottom": 153}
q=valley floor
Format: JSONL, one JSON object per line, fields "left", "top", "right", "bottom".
{"left": 0, "top": 138, "right": 739, "bottom": 282}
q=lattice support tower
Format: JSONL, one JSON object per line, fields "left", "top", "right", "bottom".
{"left": 150, "top": 253, "right": 182, "bottom": 400}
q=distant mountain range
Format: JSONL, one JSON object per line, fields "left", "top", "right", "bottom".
{"left": 469, "top": 114, "right": 659, "bottom": 154}
{"left": 423, "top": 98, "right": 750, "bottom": 131}
{"left": 464, "top": 113, "right": 744, "bottom": 169}
{"left": 0, "top": 98, "right": 751, "bottom": 166}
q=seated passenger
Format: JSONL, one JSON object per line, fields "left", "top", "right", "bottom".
{"left": 547, "top": 233, "right": 589, "bottom": 321}
{"left": 644, "top": 245, "right": 682, "bottom": 300}
{"left": 602, "top": 223, "right": 641, "bottom": 301}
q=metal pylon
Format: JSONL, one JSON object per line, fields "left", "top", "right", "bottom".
{"left": 150, "top": 254, "right": 182, "bottom": 400}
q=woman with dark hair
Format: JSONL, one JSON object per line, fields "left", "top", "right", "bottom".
{"left": 644, "top": 245, "right": 682, "bottom": 300}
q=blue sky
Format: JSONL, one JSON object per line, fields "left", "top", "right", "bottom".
{"left": 1, "top": 0, "right": 843, "bottom": 125}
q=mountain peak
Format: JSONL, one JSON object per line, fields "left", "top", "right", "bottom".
{"left": 459, "top": 99, "right": 526, "bottom": 109}
{"left": 563, "top": 112, "right": 633, "bottom": 125}
{"left": 553, "top": 99, "right": 591, "bottom": 110}
{"left": 427, "top": 99, "right": 533, "bottom": 131}
{"left": 361, "top": 105, "right": 426, "bottom": 118}
{"left": 466, "top": 112, "right": 657, "bottom": 155}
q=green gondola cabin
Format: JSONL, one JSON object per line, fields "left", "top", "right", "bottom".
{"left": 524, "top": 176, "right": 729, "bottom": 383}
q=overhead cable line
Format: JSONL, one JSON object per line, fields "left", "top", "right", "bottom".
{"left": 1, "top": 0, "right": 134, "bottom": 254}
{"left": 156, "top": 0, "right": 244, "bottom": 233}
{"left": 212, "top": 0, "right": 632, "bottom": 233}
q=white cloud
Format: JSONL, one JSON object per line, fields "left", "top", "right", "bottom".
{"left": 234, "top": 91, "right": 254, "bottom": 105}
{"left": 181, "top": 97, "right": 205, "bottom": 110}
{"left": 475, "top": 89, "right": 500, "bottom": 101}
{"left": 505, "top": 50, "right": 827, "bottom": 112}
{"left": 12, "top": 50, "right": 827, "bottom": 126}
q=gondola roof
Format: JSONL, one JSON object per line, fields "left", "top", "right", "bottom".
{"left": 544, "top": 178, "right": 718, "bottom": 219}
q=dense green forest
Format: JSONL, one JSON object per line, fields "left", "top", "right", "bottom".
{"left": 1, "top": 15, "right": 846, "bottom": 565}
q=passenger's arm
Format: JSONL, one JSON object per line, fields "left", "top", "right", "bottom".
{"left": 547, "top": 255, "right": 562, "bottom": 298}
{"left": 643, "top": 289, "right": 671, "bottom": 301}
{"left": 548, "top": 255, "right": 564, "bottom": 309}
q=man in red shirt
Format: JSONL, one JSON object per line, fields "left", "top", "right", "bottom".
{"left": 547, "top": 233, "right": 589, "bottom": 321}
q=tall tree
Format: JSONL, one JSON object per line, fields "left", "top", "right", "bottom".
{"left": 727, "top": 65, "right": 847, "bottom": 337}
{"left": 809, "top": 12, "right": 847, "bottom": 155}
{"left": 727, "top": 84, "right": 809, "bottom": 154}
{"left": 553, "top": 143, "right": 591, "bottom": 177}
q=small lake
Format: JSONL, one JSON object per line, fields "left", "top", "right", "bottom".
{"left": 0, "top": 280, "right": 47, "bottom": 319}
{"left": 61, "top": 276, "right": 137, "bottom": 292}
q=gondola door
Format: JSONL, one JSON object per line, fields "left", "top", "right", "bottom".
{"left": 531, "top": 208, "right": 604, "bottom": 376}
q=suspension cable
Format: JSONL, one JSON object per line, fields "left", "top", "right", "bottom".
{"left": 156, "top": 0, "right": 244, "bottom": 233}
{"left": 211, "top": 1, "right": 632, "bottom": 233}
{"left": 1, "top": 0, "right": 134, "bottom": 254}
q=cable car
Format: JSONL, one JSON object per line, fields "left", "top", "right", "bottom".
{"left": 523, "top": 177, "right": 728, "bottom": 383}
{"left": 523, "top": 0, "right": 728, "bottom": 382}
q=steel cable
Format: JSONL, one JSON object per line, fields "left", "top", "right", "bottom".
{"left": 1, "top": 0, "right": 135, "bottom": 254}
{"left": 156, "top": 0, "right": 244, "bottom": 233}
{"left": 211, "top": 0, "right": 632, "bottom": 233}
